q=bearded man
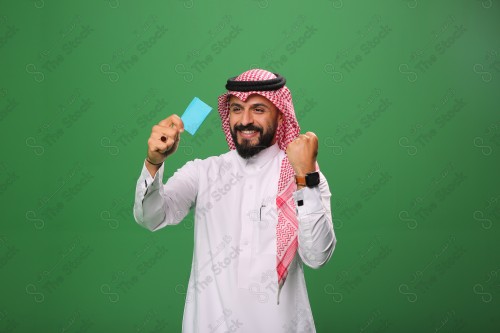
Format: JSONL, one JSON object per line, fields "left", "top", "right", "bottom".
{"left": 133, "top": 68, "right": 337, "bottom": 333}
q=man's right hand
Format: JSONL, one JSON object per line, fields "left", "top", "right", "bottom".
{"left": 146, "top": 114, "right": 184, "bottom": 165}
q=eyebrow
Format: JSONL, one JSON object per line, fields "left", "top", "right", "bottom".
{"left": 229, "top": 102, "right": 270, "bottom": 109}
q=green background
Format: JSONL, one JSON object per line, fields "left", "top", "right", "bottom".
{"left": 1, "top": 0, "right": 499, "bottom": 332}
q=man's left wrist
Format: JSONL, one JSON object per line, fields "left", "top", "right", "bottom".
{"left": 294, "top": 166, "right": 316, "bottom": 177}
{"left": 295, "top": 170, "right": 320, "bottom": 188}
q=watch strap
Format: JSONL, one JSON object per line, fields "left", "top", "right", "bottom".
{"left": 295, "top": 175, "right": 306, "bottom": 186}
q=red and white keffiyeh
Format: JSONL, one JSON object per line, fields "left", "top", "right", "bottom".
{"left": 217, "top": 69, "right": 302, "bottom": 303}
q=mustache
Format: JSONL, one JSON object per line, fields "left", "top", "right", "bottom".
{"left": 233, "top": 124, "right": 263, "bottom": 134}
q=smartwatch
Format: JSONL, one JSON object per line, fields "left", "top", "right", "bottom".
{"left": 295, "top": 171, "right": 320, "bottom": 188}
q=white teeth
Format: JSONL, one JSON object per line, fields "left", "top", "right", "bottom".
{"left": 242, "top": 131, "right": 255, "bottom": 134}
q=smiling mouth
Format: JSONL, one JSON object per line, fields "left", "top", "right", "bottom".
{"left": 238, "top": 130, "right": 259, "bottom": 139}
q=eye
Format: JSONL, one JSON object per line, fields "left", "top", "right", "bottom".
{"left": 254, "top": 108, "right": 265, "bottom": 113}
{"left": 231, "top": 107, "right": 242, "bottom": 113}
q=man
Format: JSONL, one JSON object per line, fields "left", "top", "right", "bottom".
{"left": 133, "top": 69, "right": 336, "bottom": 332}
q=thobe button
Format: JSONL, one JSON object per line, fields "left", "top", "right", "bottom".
{"left": 242, "top": 239, "right": 249, "bottom": 246}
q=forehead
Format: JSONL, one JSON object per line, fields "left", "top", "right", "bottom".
{"left": 228, "top": 94, "right": 275, "bottom": 108}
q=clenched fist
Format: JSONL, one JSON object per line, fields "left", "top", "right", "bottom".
{"left": 285, "top": 131, "right": 318, "bottom": 176}
{"left": 146, "top": 114, "right": 184, "bottom": 165}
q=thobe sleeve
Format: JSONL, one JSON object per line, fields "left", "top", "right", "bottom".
{"left": 292, "top": 170, "right": 337, "bottom": 269}
{"left": 133, "top": 159, "right": 198, "bottom": 232}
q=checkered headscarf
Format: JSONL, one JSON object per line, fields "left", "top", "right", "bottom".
{"left": 217, "top": 69, "right": 300, "bottom": 303}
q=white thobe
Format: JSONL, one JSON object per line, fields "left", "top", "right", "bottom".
{"left": 133, "top": 143, "right": 336, "bottom": 333}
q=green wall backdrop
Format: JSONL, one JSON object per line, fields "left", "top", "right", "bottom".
{"left": 1, "top": 0, "right": 499, "bottom": 332}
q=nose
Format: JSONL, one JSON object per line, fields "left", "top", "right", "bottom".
{"left": 241, "top": 109, "right": 253, "bottom": 126}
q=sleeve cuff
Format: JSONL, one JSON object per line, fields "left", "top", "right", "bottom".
{"left": 141, "top": 160, "right": 165, "bottom": 194}
{"left": 292, "top": 186, "right": 324, "bottom": 216}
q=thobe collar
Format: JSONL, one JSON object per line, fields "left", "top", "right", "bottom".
{"left": 233, "top": 142, "right": 281, "bottom": 174}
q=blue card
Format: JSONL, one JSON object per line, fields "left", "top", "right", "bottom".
{"left": 181, "top": 97, "right": 213, "bottom": 135}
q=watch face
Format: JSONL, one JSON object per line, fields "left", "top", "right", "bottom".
{"left": 306, "top": 172, "right": 320, "bottom": 187}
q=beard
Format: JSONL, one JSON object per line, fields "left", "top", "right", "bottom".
{"left": 230, "top": 123, "right": 277, "bottom": 159}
